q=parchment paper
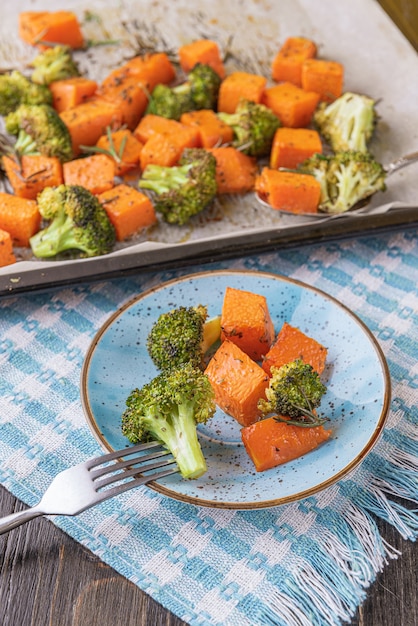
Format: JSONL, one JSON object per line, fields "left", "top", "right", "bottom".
{"left": 1, "top": 0, "right": 417, "bottom": 286}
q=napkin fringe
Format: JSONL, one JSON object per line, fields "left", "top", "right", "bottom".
{"left": 254, "top": 498, "right": 405, "bottom": 626}
{"left": 259, "top": 544, "right": 377, "bottom": 626}
{"left": 324, "top": 501, "right": 400, "bottom": 571}
{"left": 356, "top": 427, "right": 418, "bottom": 540}
{"left": 259, "top": 587, "right": 315, "bottom": 626}
{"left": 260, "top": 566, "right": 357, "bottom": 626}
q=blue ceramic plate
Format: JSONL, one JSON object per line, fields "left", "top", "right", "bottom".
{"left": 81, "top": 270, "right": 391, "bottom": 509}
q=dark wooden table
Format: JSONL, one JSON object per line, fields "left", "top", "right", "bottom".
{"left": 1, "top": 2, "right": 417, "bottom": 625}
{"left": 0, "top": 485, "right": 417, "bottom": 626}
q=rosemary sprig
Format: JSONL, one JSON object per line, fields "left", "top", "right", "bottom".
{"left": 0, "top": 132, "right": 22, "bottom": 166}
{"left": 79, "top": 126, "right": 127, "bottom": 163}
{"left": 0, "top": 134, "right": 50, "bottom": 182}
{"left": 274, "top": 411, "right": 328, "bottom": 428}
{"left": 85, "top": 39, "right": 121, "bottom": 48}
{"left": 15, "top": 166, "right": 48, "bottom": 183}
{"left": 82, "top": 10, "right": 121, "bottom": 48}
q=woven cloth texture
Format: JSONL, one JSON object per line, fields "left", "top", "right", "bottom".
{"left": 0, "top": 229, "right": 417, "bottom": 626}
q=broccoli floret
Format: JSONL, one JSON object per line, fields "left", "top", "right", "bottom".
{"left": 31, "top": 45, "right": 80, "bottom": 86}
{"left": 139, "top": 147, "right": 217, "bottom": 225}
{"left": 298, "top": 152, "right": 332, "bottom": 206}
{"left": 121, "top": 362, "right": 216, "bottom": 479}
{"left": 0, "top": 70, "right": 52, "bottom": 116}
{"left": 314, "top": 92, "right": 377, "bottom": 153}
{"left": 29, "top": 184, "right": 116, "bottom": 258}
{"left": 258, "top": 359, "right": 327, "bottom": 427}
{"left": 300, "top": 151, "right": 387, "bottom": 214}
{"left": 184, "top": 63, "right": 222, "bottom": 110}
{"left": 5, "top": 103, "right": 73, "bottom": 162}
{"left": 146, "top": 63, "right": 222, "bottom": 120}
{"left": 217, "top": 99, "right": 280, "bottom": 157}
{"left": 147, "top": 305, "right": 221, "bottom": 372}
{"left": 146, "top": 83, "right": 193, "bottom": 121}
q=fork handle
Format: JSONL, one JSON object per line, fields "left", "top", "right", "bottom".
{"left": 0, "top": 506, "right": 44, "bottom": 535}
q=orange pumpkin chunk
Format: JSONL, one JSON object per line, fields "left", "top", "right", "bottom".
{"left": 262, "top": 82, "right": 320, "bottom": 128}
{"left": 270, "top": 127, "right": 322, "bottom": 170}
{"left": 209, "top": 146, "right": 257, "bottom": 195}
{"left": 221, "top": 287, "right": 275, "bottom": 361}
{"left": 178, "top": 39, "right": 225, "bottom": 78}
{"left": 60, "top": 98, "right": 123, "bottom": 157}
{"left": 2, "top": 155, "right": 63, "bottom": 200}
{"left": 262, "top": 322, "right": 328, "bottom": 375}
{"left": 98, "top": 184, "right": 157, "bottom": 241}
{"left": 217, "top": 72, "right": 267, "bottom": 113}
{"left": 180, "top": 109, "right": 234, "bottom": 148}
{"left": 19, "top": 10, "right": 84, "bottom": 49}
{"left": 241, "top": 416, "right": 331, "bottom": 472}
{"left": 49, "top": 77, "right": 98, "bottom": 113}
{"left": 99, "top": 76, "right": 149, "bottom": 131}
{"left": 96, "top": 129, "right": 143, "bottom": 177}
{"left": 271, "top": 37, "right": 317, "bottom": 86}
{"left": 0, "top": 229, "right": 17, "bottom": 267}
{"left": 255, "top": 168, "right": 321, "bottom": 214}
{"left": 63, "top": 154, "right": 115, "bottom": 195}
{"left": 205, "top": 339, "right": 269, "bottom": 427}
{"left": 0, "top": 192, "right": 41, "bottom": 247}
{"left": 301, "top": 59, "right": 344, "bottom": 103}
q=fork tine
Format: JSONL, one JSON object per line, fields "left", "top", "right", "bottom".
{"left": 0, "top": 442, "right": 180, "bottom": 535}
{"left": 95, "top": 456, "right": 177, "bottom": 490}
{"left": 90, "top": 449, "right": 172, "bottom": 480}
{"left": 93, "top": 465, "right": 179, "bottom": 505}
{"left": 85, "top": 441, "right": 163, "bottom": 470}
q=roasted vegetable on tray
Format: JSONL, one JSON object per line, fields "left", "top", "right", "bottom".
{"left": 0, "top": 9, "right": 391, "bottom": 268}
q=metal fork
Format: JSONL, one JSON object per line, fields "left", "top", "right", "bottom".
{"left": 0, "top": 441, "right": 178, "bottom": 535}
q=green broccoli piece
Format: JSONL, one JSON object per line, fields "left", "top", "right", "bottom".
{"left": 145, "top": 83, "right": 193, "bottom": 121}
{"left": 0, "top": 70, "right": 52, "bottom": 116}
{"left": 29, "top": 184, "right": 116, "bottom": 258}
{"left": 121, "top": 362, "right": 216, "bottom": 479}
{"left": 217, "top": 99, "right": 280, "bottom": 157}
{"left": 5, "top": 103, "right": 73, "bottom": 162}
{"left": 183, "top": 63, "right": 222, "bottom": 110}
{"left": 31, "top": 45, "right": 80, "bottom": 86}
{"left": 146, "top": 63, "right": 222, "bottom": 120}
{"left": 139, "top": 147, "right": 217, "bottom": 225}
{"left": 147, "top": 304, "right": 221, "bottom": 372}
{"left": 313, "top": 92, "right": 377, "bottom": 153}
{"left": 258, "top": 359, "right": 327, "bottom": 427}
{"left": 297, "top": 152, "right": 332, "bottom": 206}
{"left": 300, "top": 151, "right": 387, "bottom": 214}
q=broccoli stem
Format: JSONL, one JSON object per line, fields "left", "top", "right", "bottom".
{"left": 30, "top": 213, "right": 85, "bottom": 257}
{"left": 217, "top": 112, "right": 239, "bottom": 127}
{"left": 174, "top": 401, "right": 208, "bottom": 479}
{"left": 14, "top": 129, "right": 39, "bottom": 155}
{"left": 274, "top": 411, "right": 328, "bottom": 428}
{"left": 139, "top": 163, "right": 193, "bottom": 194}
{"left": 145, "top": 404, "right": 207, "bottom": 479}
{"left": 172, "top": 83, "right": 190, "bottom": 97}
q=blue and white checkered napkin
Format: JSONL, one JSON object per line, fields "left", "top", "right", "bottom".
{"left": 1, "top": 229, "right": 417, "bottom": 626}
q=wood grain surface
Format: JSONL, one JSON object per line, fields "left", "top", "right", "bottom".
{"left": 0, "top": 486, "right": 417, "bottom": 626}
{"left": 378, "top": 0, "right": 418, "bottom": 50}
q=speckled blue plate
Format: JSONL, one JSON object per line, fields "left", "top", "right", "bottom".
{"left": 81, "top": 270, "right": 391, "bottom": 509}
